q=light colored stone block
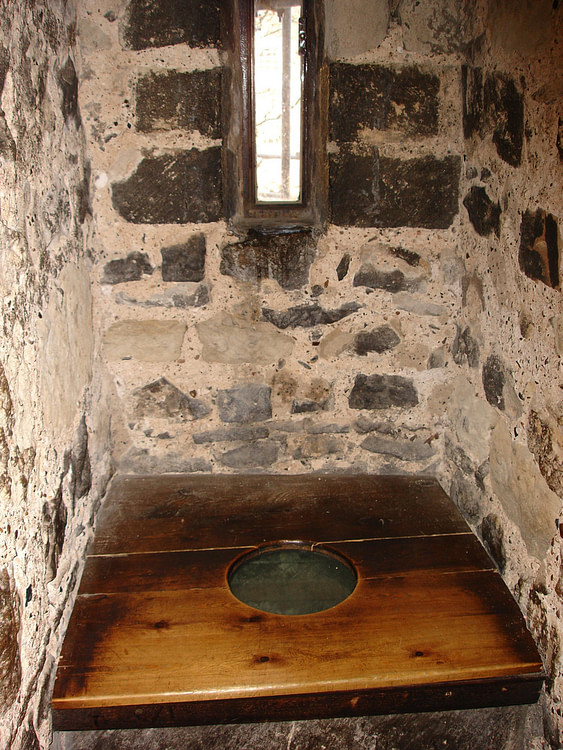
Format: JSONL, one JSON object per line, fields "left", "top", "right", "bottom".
{"left": 104, "top": 320, "right": 186, "bottom": 361}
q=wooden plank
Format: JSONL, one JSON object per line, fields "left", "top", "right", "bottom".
{"left": 91, "top": 474, "right": 469, "bottom": 555}
{"left": 53, "top": 570, "right": 542, "bottom": 709}
{"left": 52, "top": 674, "right": 545, "bottom": 731}
{"left": 77, "top": 534, "right": 494, "bottom": 596}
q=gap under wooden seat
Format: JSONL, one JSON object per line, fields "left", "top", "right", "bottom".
{"left": 52, "top": 474, "right": 544, "bottom": 731}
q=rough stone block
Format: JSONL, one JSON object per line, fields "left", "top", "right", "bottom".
{"left": 102, "top": 251, "right": 153, "bottom": 285}
{"left": 293, "top": 434, "right": 342, "bottom": 458}
{"left": 59, "top": 56, "right": 80, "bottom": 127}
{"left": 330, "top": 63, "right": 439, "bottom": 142}
{"left": 197, "top": 312, "right": 294, "bottom": 364}
{"left": 119, "top": 450, "right": 211, "bottom": 475}
{"left": 519, "top": 208, "right": 560, "bottom": 289}
{"left": 330, "top": 147, "right": 460, "bottom": 228}
{"left": 480, "top": 514, "right": 506, "bottom": 572}
{"left": 528, "top": 410, "right": 563, "bottom": 497}
{"left": 361, "top": 434, "right": 435, "bottom": 461}
{"left": 462, "top": 66, "right": 524, "bottom": 167}
{"left": 490, "top": 421, "right": 560, "bottom": 560}
{"left": 349, "top": 374, "right": 419, "bottom": 410}
{"left": 336, "top": 253, "right": 350, "bottom": 280}
{"left": 463, "top": 186, "right": 501, "bottom": 237}
{"left": 122, "top": 0, "right": 221, "bottom": 50}
{"left": 219, "top": 440, "right": 278, "bottom": 468}
{"left": 111, "top": 148, "right": 222, "bottom": 224}
{"left": 400, "top": 0, "right": 466, "bottom": 54}
{"left": 393, "top": 293, "right": 444, "bottom": 317}
{"left": 450, "top": 470, "right": 481, "bottom": 522}
{"left": 220, "top": 231, "right": 316, "bottom": 290}
{"left": 452, "top": 325, "right": 480, "bottom": 368}
{"left": 325, "top": 0, "right": 389, "bottom": 59}
{"left": 133, "top": 378, "right": 210, "bottom": 421}
{"left": 193, "top": 425, "right": 269, "bottom": 444}
{"left": 261, "top": 302, "right": 360, "bottom": 329}
{"left": 0, "top": 568, "right": 20, "bottom": 709}
{"left": 482, "top": 354, "right": 522, "bottom": 417}
{"left": 161, "top": 234, "right": 206, "bottom": 282}
{"left": 103, "top": 320, "right": 186, "bottom": 361}
{"left": 136, "top": 69, "right": 221, "bottom": 139}
{"left": 116, "top": 284, "right": 209, "bottom": 309}
{"left": 447, "top": 377, "right": 497, "bottom": 467}
{"left": 354, "top": 326, "right": 400, "bottom": 355}
{"left": 353, "top": 264, "right": 420, "bottom": 293}
{"left": 291, "top": 399, "right": 323, "bottom": 414}
{"left": 217, "top": 384, "right": 272, "bottom": 423}
{"left": 42, "top": 492, "right": 67, "bottom": 582}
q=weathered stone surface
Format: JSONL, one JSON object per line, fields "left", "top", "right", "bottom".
{"left": 133, "top": 378, "right": 209, "bottom": 421}
{"left": 122, "top": 0, "right": 221, "bottom": 50}
{"left": 463, "top": 186, "right": 501, "bottom": 237}
{"left": 354, "top": 416, "right": 394, "bottom": 434}
{"left": 452, "top": 325, "right": 480, "bottom": 368}
{"left": 293, "top": 434, "right": 342, "bottom": 459}
{"left": 116, "top": 284, "right": 209, "bottom": 309}
{"left": 376, "top": 154, "right": 461, "bottom": 229}
{"left": 329, "top": 145, "right": 379, "bottom": 227}
{"left": 219, "top": 440, "right": 278, "bottom": 469}
{"left": 361, "top": 434, "right": 435, "bottom": 461}
{"left": 354, "top": 326, "right": 400, "bottom": 355}
{"left": 450, "top": 470, "right": 481, "bottom": 522}
{"left": 136, "top": 69, "right": 221, "bottom": 139}
{"left": 111, "top": 149, "right": 222, "bottom": 224}
{"left": 528, "top": 409, "right": 563, "bottom": 497}
{"left": 394, "top": 293, "right": 444, "bottom": 317}
{"left": 336, "top": 253, "right": 350, "bottom": 281}
{"left": 552, "top": 314, "right": 563, "bottom": 356}
{"left": 399, "top": 0, "right": 466, "bottom": 54}
{"left": 54, "top": 703, "right": 541, "bottom": 750}
{"left": 42, "top": 491, "right": 67, "bottom": 582}
{"left": 519, "top": 208, "right": 561, "bottom": 289}
{"left": 291, "top": 399, "right": 323, "bottom": 414}
{"left": 325, "top": 0, "right": 389, "bottom": 59}
{"left": 197, "top": 312, "right": 294, "bottom": 364}
{"left": 330, "top": 64, "right": 439, "bottom": 142}
{"left": 481, "top": 514, "right": 506, "bottom": 573}
{"left": 104, "top": 320, "right": 186, "bottom": 361}
{"left": 331, "top": 148, "right": 460, "bottom": 229}
{"left": 349, "top": 374, "right": 419, "bottom": 410}
{"left": 102, "top": 251, "right": 153, "bottom": 285}
{"left": 490, "top": 421, "right": 560, "bottom": 560}
{"left": 462, "top": 66, "right": 524, "bottom": 167}
{"left": 306, "top": 422, "right": 350, "bottom": 434}
{"left": 447, "top": 377, "right": 497, "bottom": 466}
{"left": 354, "top": 264, "right": 421, "bottom": 293}
{"left": 193, "top": 425, "right": 269, "bottom": 444}
{"left": 161, "top": 234, "right": 206, "bottom": 282}
{"left": 217, "top": 384, "right": 272, "bottom": 424}
{"left": 59, "top": 56, "right": 80, "bottom": 127}
{"left": 262, "top": 302, "right": 360, "bottom": 330}
{"left": 220, "top": 231, "right": 316, "bottom": 290}
{"left": 0, "top": 568, "right": 20, "bottom": 710}
{"left": 482, "top": 354, "right": 522, "bottom": 417}
{"left": 119, "top": 450, "right": 211, "bottom": 474}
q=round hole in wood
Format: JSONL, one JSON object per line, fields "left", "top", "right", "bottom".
{"left": 228, "top": 542, "right": 357, "bottom": 615}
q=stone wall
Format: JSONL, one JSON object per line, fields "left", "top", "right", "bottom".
{"left": 0, "top": 1, "right": 111, "bottom": 748}
{"left": 79, "top": 0, "right": 467, "bottom": 481}
{"left": 443, "top": 0, "right": 563, "bottom": 746}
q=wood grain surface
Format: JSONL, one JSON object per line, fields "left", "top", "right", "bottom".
{"left": 52, "top": 474, "right": 544, "bottom": 730}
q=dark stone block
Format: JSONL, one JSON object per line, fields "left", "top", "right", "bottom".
{"left": 42, "top": 489, "right": 67, "bottom": 582}
{"left": 330, "top": 64, "right": 439, "bottom": 142}
{"left": 217, "top": 384, "right": 272, "bottom": 423}
{"left": 389, "top": 246, "right": 420, "bottom": 267}
{"left": 262, "top": 302, "right": 360, "bottom": 329}
{"left": 123, "top": 0, "right": 221, "bottom": 50}
{"left": 482, "top": 354, "right": 506, "bottom": 410}
{"left": 349, "top": 374, "right": 419, "bottom": 410}
{"left": 59, "top": 56, "right": 80, "bottom": 127}
{"left": 329, "top": 145, "right": 379, "bottom": 226}
{"left": 353, "top": 264, "right": 415, "bottom": 293}
{"left": 220, "top": 231, "right": 316, "bottom": 290}
{"left": 111, "top": 148, "right": 222, "bottom": 224}
{"left": 376, "top": 154, "right": 461, "bottom": 229}
{"left": 481, "top": 514, "right": 506, "bottom": 573}
{"left": 336, "top": 253, "right": 351, "bottom": 280}
{"left": 462, "top": 66, "right": 524, "bottom": 167}
{"left": 161, "top": 234, "right": 206, "bottom": 282}
{"left": 0, "top": 45, "right": 8, "bottom": 92}
{"left": 557, "top": 117, "right": 563, "bottom": 161}
{"left": 450, "top": 470, "right": 481, "bottom": 522}
{"left": 219, "top": 440, "right": 279, "bottom": 468}
{"left": 134, "top": 378, "right": 210, "bottom": 420}
{"left": 193, "top": 425, "right": 269, "bottom": 444}
{"left": 71, "top": 416, "right": 91, "bottom": 502}
{"left": 519, "top": 208, "right": 560, "bottom": 288}
{"left": 354, "top": 326, "right": 400, "bottom": 355}
{"left": 361, "top": 434, "right": 434, "bottom": 461}
{"left": 291, "top": 399, "right": 322, "bottom": 414}
{"left": 0, "top": 568, "right": 20, "bottom": 709}
{"left": 0, "top": 111, "right": 16, "bottom": 160}
{"left": 102, "top": 251, "right": 154, "bottom": 284}
{"left": 452, "top": 325, "right": 480, "bottom": 368}
{"left": 463, "top": 186, "right": 501, "bottom": 237}
{"left": 136, "top": 69, "right": 221, "bottom": 139}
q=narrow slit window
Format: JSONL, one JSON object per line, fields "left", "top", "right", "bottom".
{"left": 254, "top": 1, "right": 304, "bottom": 203}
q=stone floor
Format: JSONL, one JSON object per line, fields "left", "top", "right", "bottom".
{"left": 53, "top": 704, "right": 544, "bottom": 750}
